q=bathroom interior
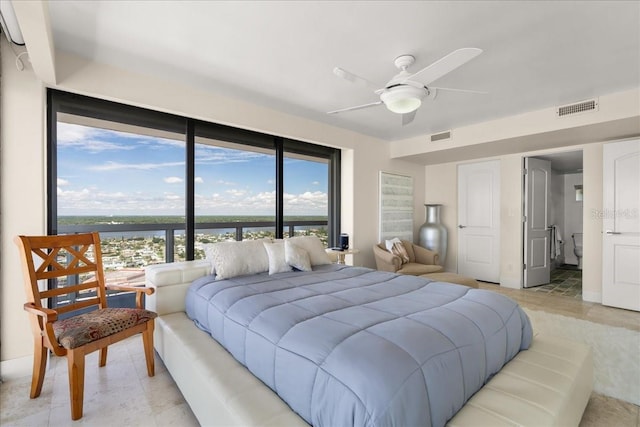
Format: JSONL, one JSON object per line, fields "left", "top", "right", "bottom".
{"left": 528, "top": 150, "right": 584, "bottom": 297}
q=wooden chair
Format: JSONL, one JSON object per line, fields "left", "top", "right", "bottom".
{"left": 15, "top": 232, "right": 157, "bottom": 420}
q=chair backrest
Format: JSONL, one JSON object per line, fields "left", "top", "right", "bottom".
{"left": 15, "top": 232, "right": 108, "bottom": 317}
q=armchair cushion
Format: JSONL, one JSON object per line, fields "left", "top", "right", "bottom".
{"left": 373, "top": 240, "right": 443, "bottom": 276}
{"left": 54, "top": 308, "right": 157, "bottom": 350}
{"left": 397, "top": 263, "right": 443, "bottom": 276}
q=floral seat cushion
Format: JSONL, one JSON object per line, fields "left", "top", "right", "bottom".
{"left": 53, "top": 308, "right": 157, "bottom": 349}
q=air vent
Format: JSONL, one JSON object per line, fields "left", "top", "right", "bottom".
{"left": 431, "top": 130, "right": 451, "bottom": 142}
{"left": 556, "top": 99, "right": 598, "bottom": 117}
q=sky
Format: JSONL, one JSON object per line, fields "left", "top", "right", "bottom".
{"left": 56, "top": 122, "right": 328, "bottom": 216}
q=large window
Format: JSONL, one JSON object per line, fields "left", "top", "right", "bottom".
{"left": 48, "top": 90, "right": 340, "bottom": 306}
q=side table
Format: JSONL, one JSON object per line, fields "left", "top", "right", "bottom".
{"left": 325, "top": 248, "right": 360, "bottom": 265}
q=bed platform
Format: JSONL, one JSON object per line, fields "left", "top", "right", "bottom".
{"left": 146, "top": 260, "right": 592, "bottom": 427}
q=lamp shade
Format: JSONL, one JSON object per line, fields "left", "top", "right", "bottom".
{"left": 380, "top": 85, "right": 426, "bottom": 114}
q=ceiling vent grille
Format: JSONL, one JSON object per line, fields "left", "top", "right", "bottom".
{"left": 556, "top": 99, "right": 598, "bottom": 117}
{"left": 431, "top": 130, "right": 451, "bottom": 142}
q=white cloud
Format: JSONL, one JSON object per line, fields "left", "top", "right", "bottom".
{"left": 312, "top": 181, "right": 320, "bottom": 185}
{"left": 90, "top": 161, "right": 184, "bottom": 171}
{"left": 164, "top": 176, "right": 183, "bottom": 184}
{"left": 195, "top": 177, "right": 204, "bottom": 183}
{"left": 57, "top": 185, "right": 186, "bottom": 215}
{"left": 195, "top": 145, "right": 271, "bottom": 165}
{"left": 58, "top": 180, "right": 326, "bottom": 216}
{"left": 190, "top": 190, "right": 326, "bottom": 216}
{"left": 226, "top": 189, "right": 247, "bottom": 197}
{"left": 57, "top": 122, "right": 183, "bottom": 153}
{"left": 58, "top": 178, "right": 70, "bottom": 186}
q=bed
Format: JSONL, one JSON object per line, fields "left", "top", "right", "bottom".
{"left": 185, "top": 263, "right": 530, "bottom": 427}
{"left": 145, "top": 237, "right": 593, "bottom": 427}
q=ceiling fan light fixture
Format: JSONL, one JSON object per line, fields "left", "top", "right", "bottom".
{"left": 380, "top": 85, "right": 426, "bottom": 114}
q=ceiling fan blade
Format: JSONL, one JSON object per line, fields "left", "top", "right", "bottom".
{"left": 401, "top": 48, "right": 483, "bottom": 85}
{"left": 333, "top": 67, "right": 381, "bottom": 90}
{"left": 430, "top": 86, "right": 488, "bottom": 94}
{"left": 327, "top": 101, "right": 383, "bottom": 115}
{"left": 402, "top": 110, "right": 417, "bottom": 126}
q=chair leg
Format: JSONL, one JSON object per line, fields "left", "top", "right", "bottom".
{"left": 30, "top": 336, "right": 47, "bottom": 398}
{"left": 67, "top": 348, "right": 86, "bottom": 420}
{"left": 99, "top": 346, "right": 108, "bottom": 367}
{"left": 142, "top": 321, "right": 155, "bottom": 377}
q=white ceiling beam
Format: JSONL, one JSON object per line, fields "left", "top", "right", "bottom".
{"left": 11, "top": 0, "right": 56, "bottom": 84}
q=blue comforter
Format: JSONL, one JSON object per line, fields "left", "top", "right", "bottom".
{"left": 185, "top": 264, "right": 532, "bottom": 427}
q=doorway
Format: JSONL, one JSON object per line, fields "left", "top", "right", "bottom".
{"left": 523, "top": 150, "right": 583, "bottom": 294}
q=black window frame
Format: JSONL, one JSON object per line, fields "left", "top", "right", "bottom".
{"left": 47, "top": 89, "right": 341, "bottom": 258}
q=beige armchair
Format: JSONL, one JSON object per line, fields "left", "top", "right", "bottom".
{"left": 373, "top": 240, "right": 444, "bottom": 275}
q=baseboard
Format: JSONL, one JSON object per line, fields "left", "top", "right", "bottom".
{"left": 582, "top": 291, "right": 602, "bottom": 303}
{"left": 499, "top": 277, "right": 522, "bottom": 289}
{"left": 0, "top": 354, "right": 38, "bottom": 381}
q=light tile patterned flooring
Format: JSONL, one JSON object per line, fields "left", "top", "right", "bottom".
{"left": 2, "top": 277, "right": 639, "bottom": 426}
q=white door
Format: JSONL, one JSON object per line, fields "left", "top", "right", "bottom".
{"left": 457, "top": 160, "right": 501, "bottom": 283}
{"left": 523, "top": 158, "right": 552, "bottom": 288}
{"left": 602, "top": 139, "right": 640, "bottom": 311}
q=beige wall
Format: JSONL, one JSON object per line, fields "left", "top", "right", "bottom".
{"left": 423, "top": 164, "right": 458, "bottom": 272}
{"left": 582, "top": 144, "right": 604, "bottom": 302}
{"left": 0, "top": 40, "right": 425, "bottom": 363}
{"left": 1, "top": 39, "right": 48, "bottom": 368}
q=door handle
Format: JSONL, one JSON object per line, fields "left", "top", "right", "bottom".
{"left": 605, "top": 230, "right": 621, "bottom": 235}
{"left": 458, "top": 225, "right": 466, "bottom": 229}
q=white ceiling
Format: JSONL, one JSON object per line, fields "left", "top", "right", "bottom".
{"left": 46, "top": 1, "right": 640, "bottom": 141}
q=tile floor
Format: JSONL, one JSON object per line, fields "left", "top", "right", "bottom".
{"left": 528, "top": 265, "right": 583, "bottom": 298}
{"left": 2, "top": 284, "right": 639, "bottom": 426}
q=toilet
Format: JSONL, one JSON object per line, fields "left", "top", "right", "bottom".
{"left": 572, "top": 233, "right": 583, "bottom": 270}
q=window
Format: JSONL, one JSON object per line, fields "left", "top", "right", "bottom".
{"left": 194, "top": 136, "right": 277, "bottom": 258}
{"left": 282, "top": 153, "right": 329, "bottom": 246}
{"left": 48, "top": 90, "right": 340, "bottom": 307}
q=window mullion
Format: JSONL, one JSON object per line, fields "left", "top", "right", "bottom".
{"left": 275, "top": 137, "right": 284, "bottom": 239}
{"left": 186, "top": 120, "right": 195, "bottom": 260}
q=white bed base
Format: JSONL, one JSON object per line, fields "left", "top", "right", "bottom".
{"left": 146, "top": 260, "right": 593, "bottom": 427}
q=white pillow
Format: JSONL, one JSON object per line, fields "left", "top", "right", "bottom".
{"left": 207, "top": 239, "right": 270, "bottom": 280}
{"left": 285, "top": 240, "right": 312, "bottom": 272}
{"left": 263, "top": 241, "right": 293, "bottom": 275}
{"left": 385, "top": 237, "right": 402, "bottom": 252}
{"left": 202, "top": 243, "right": 217, "bottom": 275}
{"left": 287, "top": 236, "right": 331, "bottom": 266}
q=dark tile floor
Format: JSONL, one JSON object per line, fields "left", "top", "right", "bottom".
{"left": 527, "top": 264, "right": 582, "bottom": 298}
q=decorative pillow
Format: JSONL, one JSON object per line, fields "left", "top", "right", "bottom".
{"left": 385, "top": 237, "right": 402, "bottom": 252}
{"left": 207, "top": 239, "right": 270, "bottom": 280}
{"left": 263, "top": 241, "right": 293, "bottom": 275}
{"left": 202, "top": 243, "right": 217, "bottom": 275}
{"left": 391, "top": 241, "right": 410, "bottom": 264}
{"left": 287, "top": 236, "right": 331, "bottom": 266}
{"left": 285, "top": 240, "right": 312, "bottom": 272}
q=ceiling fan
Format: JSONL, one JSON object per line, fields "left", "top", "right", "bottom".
{"left": 328, "top": 48, "right": 484, "bottom": 125}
